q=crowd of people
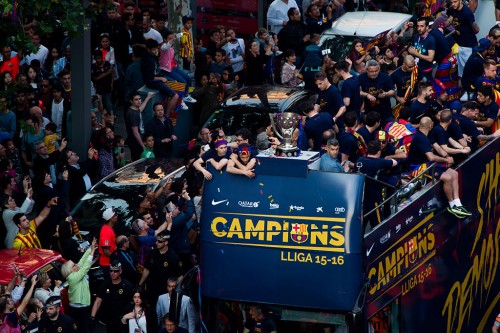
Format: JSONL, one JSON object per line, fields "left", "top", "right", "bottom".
{"left": 1, "top": 0, "right": 500, "bottom": 332}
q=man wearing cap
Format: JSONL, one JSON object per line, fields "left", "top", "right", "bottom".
{"left": 139, "top": 231, "right": 182, "bottom": 305}
{"left": 91, "top": 260, "right": 134, "bottom": 333}
{"left": 192, "top": 137, "right": 230, "bottom": 180}
{"left": 99, "top": 208, "right": 118, "bottom": 273}
{"left": 38, "top": 296, "right": 77, "bottom": 333}
{"left": 429, "top": 79, "right": 450, "bottom": 116}
{"left": 377, "top": 130, "right": 408, "bottom": 160}
{"left": 462, "top": 38, "right": 492, "bottom": 96}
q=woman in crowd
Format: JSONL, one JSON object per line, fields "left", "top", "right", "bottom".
{"left": 34, "top": 272, "right": 62, "bottom": 304}
{"left": 2, "top": 184, "right": 34, "bottom": 248}
{"left": 0, "top": 71, "right": 14, "bottom": 92}
{"left": 26, "top": 65, "right": 41, "bottom": 91}
{"left": 281, "top": 49, "right": 302, "bottom": 87}
{"left": 61, "top": 238, "right": 97, "bottom": 333}
{"left": 44, "top": 47, "right": 60, "bottom": 78}
{"left": 245, "top": 39, "right": 273, "bottom": 86}
{"left": 0, "top": 275, "right": 38, "bottom": 333}
{"left": 121, "top": 288, "right": 156, "bottom": 333}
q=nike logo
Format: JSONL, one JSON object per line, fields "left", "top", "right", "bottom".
{"left": 366, "top": 243, "right": 375, "bottom": 257}
{"left": 212, "top": 199, "right": 228, "bottom": 206}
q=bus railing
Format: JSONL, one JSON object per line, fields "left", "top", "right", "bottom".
{"left": 363, "top": 162, "right": 438, "bottom": 224}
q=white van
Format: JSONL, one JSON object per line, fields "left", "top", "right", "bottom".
{"left": 320, "top": 11, "right": 412, "bottom": 61}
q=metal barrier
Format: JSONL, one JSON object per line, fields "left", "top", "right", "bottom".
{"left": 363, "top": 162, "right": 437, "bottom": 223}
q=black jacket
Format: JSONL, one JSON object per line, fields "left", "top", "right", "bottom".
{"left": 277, "top": 20, "right": 308, "bottom": 55}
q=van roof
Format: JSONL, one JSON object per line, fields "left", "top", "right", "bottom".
{"left": 0, "top": 248, "right": 63, "bottom": 284}
{"left": 322, "top": 11, "right": 412, "bottom": 37}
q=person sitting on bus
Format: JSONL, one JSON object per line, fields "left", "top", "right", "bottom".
{"left": 357, "top": 140, "right": 399, "bottom": 229}
{"left": 226, "top": 145, "right": 256, "bottom": 178}
{"left": 192, "top": 137, "right": 230, "bottom": 180}
{"left": 406, "top": 116, "right": 472, "bottom": 218}
{"left": 429, "top": 109, "right": 471, "bottom": 165}
{"left": 319, "top": 138, "right": 348, "bottom": 173}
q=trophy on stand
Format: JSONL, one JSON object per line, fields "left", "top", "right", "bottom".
{"left": 269, "top": 112, "right": 300, "bottom": 157}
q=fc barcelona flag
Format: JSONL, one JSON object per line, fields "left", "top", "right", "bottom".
{"left": 363, "top": 29, "right": 391, "bottom": 53}
{"left": 165, "top": 81, "right": 186, "bottom": 126}
{"left": 424, "top": 0, "right": 440, "bottom": 17}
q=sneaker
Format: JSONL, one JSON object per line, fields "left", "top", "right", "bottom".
{"left": 183, "top": 94, "right": 197, "bottom": 103}
{"left": 180, "top": 100, "right": 189, "bottom": 110}
{"left": 421, "top": 203, "right": 438, "bottom": 214}
{"left": 447, "top": 205, "right": 472, "bottom": 217}
{"left": 454, "top": 205, "right": 472, "bottom": 216}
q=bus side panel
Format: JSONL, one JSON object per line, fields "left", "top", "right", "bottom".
{"left": 365, "top": 138, "right": 500, "bottom": 333}
{"left": 200, "top": 168, "right": 364, "bottom": 311}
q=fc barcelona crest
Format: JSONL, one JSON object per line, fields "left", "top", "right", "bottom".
{"left": 291, "top": 223, "right": 309, "bottom": 243}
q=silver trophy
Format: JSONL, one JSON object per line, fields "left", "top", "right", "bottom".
{"left": 269, "top": 112, "right": 300, "bottom": 157}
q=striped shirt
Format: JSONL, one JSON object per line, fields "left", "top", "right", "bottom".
{"left": 12, "top": 220, "right": 41, "bottom": 249}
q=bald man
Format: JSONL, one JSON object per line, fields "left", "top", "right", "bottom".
{"left": 406, "top": 117, "right": 472, "bottom": 218}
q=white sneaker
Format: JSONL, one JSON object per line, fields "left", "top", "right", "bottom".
{"left": 180, "top": 100, "right": 189, "bottom": 110}
{"left": 183, "top": 94, "right": 197, "bottom": 103}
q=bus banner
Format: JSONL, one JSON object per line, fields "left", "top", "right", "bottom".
{"left": 200, "top": 166, "right": 365, "bottom": 311}
{"left": 364, "top": 139, "right": 500, "bottom": 332}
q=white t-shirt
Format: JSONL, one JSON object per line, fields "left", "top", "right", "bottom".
{"left": 267, "top": 0, "right": 298, "bottom": 33}
{"left": 143, "top": 28, "right": 163, "bottom": 44}
{"left": 26, "top": 44, "right": 49, "bottom": 67}
{"left": 222, "top": 39, "right": 245, "bottom": 72}
{"left": 52, "top": 99, "right": 65, "bottom": 135}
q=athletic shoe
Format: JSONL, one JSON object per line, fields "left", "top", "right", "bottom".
{"left": 180, "top": 100, "right": 189, "bottom": 110}
{"left": 447, "top": 205, "right": 472, "bottom": 217}
{"left": 183, "top": 94, "right": 197, "bottom": 103}
{"left": 454, "top": 205, "right": 472, "bottom": 216}
{"left": 421, "top": 203, "right": 438, "bottom": 214}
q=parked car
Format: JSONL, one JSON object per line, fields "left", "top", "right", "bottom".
{"left": 203, "top": 85, "right": 316, "bottom": 137}
{"left": 0, "top": 248, "right": 65, "bottom": 285}
{"left": 320, "top": 11, "right": 412, "bottom": 62}
{"left": 70, "top": 158, "right": 185, "bottom": 237}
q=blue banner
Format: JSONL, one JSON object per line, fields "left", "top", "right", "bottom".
{"left": 200, "top": 163, "right": 365, "bottom": 311}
